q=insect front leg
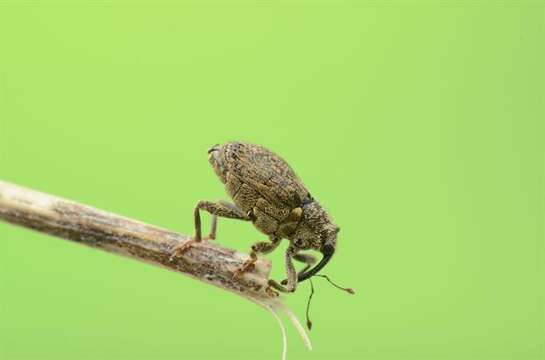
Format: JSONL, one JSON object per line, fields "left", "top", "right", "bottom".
{"left": 268, "top": 247, "right": 298, "bottom": 293}
{"left": 170, "top": 200, "right": 250, "bottom": 260}
{"left": 280, "top": 252, "right": 317, "bottom": 286}
{"left": 234, "top": 236, "right": 281, "bottom": 277}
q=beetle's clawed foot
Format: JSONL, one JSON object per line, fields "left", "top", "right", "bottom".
{"left": 268, "top": 279, "right": 295, "bottom": 293}
{"left": 169, "top": 238, "right": 199, "bottom": 261}
{"left": 265, "top": 285, "right": 280, "bottom": 298}
{"left": 169, "top": 234, "right": 218, "bottom": 261}
{"left": 233, "top": 257, "right": 257, "bottom": 278}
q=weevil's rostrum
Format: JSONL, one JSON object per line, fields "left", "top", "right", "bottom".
{"left": 175, "top": 141, "right": 340, "bottom": 293}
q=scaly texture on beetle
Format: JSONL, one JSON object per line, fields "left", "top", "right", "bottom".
{"left": 173, "top": 141, "right": 340, "bottom": 294}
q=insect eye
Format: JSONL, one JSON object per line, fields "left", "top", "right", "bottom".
{"left": 294, "top": 238, "right": 304, "bottom": 247}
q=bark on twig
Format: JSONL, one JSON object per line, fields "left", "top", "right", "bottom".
{"left": 0, "top": 180, "right": 274, "bottom": 300}
{"left": 0, "top": 180, "right": 313, "bottom": 359}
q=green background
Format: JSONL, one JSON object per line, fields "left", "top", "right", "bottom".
{"left": 1, "top": 1, "right": 543, "bottom": 359}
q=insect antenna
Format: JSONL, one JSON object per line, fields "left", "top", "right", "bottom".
{"left": 305, "top": 278, "right": 315, "bottom": 330}
{"left": 314, "top": 274, "right": 355, "bottom": 294}
{"left": 305, "top": 274, "right": 355, "bottom": 331}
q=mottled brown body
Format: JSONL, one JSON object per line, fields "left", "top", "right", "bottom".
{"left": 175, "top": 141, "right": 339, "bottom": 293}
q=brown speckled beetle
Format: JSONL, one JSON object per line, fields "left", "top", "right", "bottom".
{"left": 173, "top": 141, "right": 340, "bottom": 293}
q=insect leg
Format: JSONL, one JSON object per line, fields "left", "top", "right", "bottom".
{"left": 194, "top": 200, "right": 249, "bottom": 241}
{"left": 280, "top": 253, "right": 317, "bottom": 285}
{"left": 234, "top": 236, "right": 281, "bottom": 277}
{"left": 250, "top": 235, "right": 282, "bottom": 255}
{"left": 170, "top": 200, "right": 249, "bottom": 260}
{"left": 293, "top": 253, "right": 317, "bottom": 274}
{"left": 268, "top": 247, "right": 298, "bottom": 293}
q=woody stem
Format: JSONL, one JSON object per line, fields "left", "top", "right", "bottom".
{"left": 0, "top": 180, "right": 274, "bottom": 301}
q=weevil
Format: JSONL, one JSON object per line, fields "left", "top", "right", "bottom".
{"left": 172, "top": 141, "right": 342, "bottom": 294}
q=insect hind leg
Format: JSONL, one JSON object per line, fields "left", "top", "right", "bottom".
{"left": 193, "top": 200, "right": 250, "bottom": 241}
{"left": 170, "top": 200, "right": 250, "bottom": 260}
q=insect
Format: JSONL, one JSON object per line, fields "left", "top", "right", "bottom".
{"left": 172, "top": 141, "right": 342, "bottom": 294}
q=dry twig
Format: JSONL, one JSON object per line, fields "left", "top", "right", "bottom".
{"left": 0, "top": 180, "right": 311, "bottom": 359}
{"left": 0, "top": 180, "right": 274, "bottom": 299}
